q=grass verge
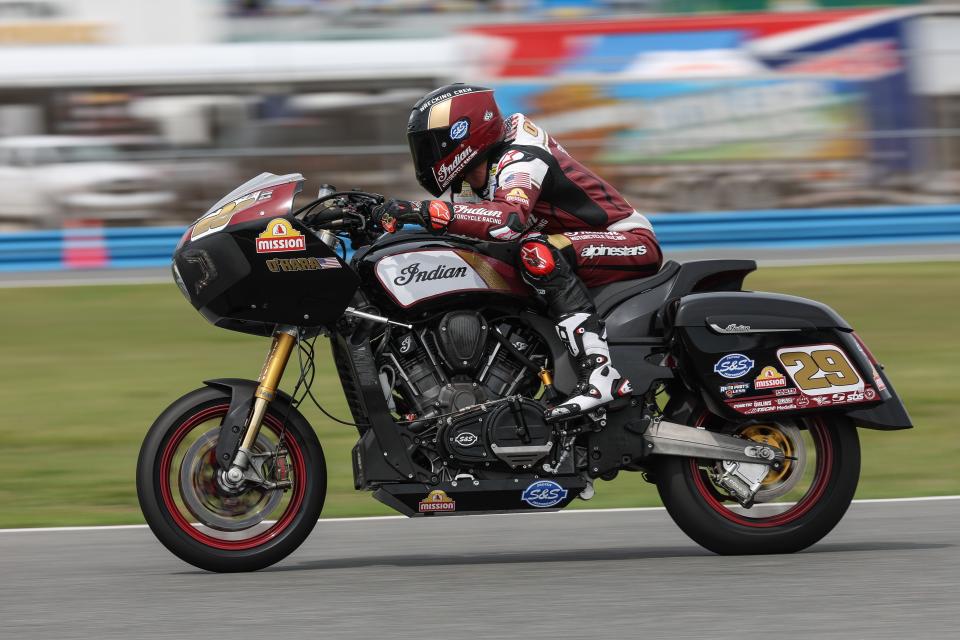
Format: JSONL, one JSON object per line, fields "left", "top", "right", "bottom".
{"left": 0, "top": 261, "right": 956, "bottom": 527}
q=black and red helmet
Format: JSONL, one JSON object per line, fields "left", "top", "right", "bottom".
{"left": 407, "top": 84, "right": 505, "bottom": 197}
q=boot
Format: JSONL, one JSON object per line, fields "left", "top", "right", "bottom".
{"left": 545, "top": 312, "right": 632, "bottom": 421}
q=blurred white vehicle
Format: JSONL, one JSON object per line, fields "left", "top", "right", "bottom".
{"left": 0, "top": 136, "right": 175, "bottom": 225}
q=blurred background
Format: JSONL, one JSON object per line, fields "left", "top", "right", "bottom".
{"left": 0, "top": 0, "right": 957, "bottom": 527}
{"left": 2, "top": 0, "right": 960, "bottom": 233}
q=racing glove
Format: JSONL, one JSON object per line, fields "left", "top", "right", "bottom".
{"left": 422, "top": 200, "right": 453, "bottom": 235}
{"left": 373, "top": 199, "right": 417, "bottom": 234}
{"left": 374, "top": 199, "right": 454, "bottom": 235}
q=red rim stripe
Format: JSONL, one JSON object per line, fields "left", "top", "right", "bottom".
{"left": 689, "top": 417, "right": 834, "bottom": 529}
{"left": 158, "top": 404, "right": 307, "bottom": 551}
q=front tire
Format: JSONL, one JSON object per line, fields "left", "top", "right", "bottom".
{"left": 656, "top": 414, "right": 860, "bottom": 555}
{"left": 137, "top": 386, "right": 326, "bottom": 572}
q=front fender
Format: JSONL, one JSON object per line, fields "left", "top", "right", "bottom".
{"left": 205, "top": 378, "right": 301, "bottom": 470}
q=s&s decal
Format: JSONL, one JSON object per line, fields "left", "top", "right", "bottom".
{"left": 454, "top": 432, "right": 479, "bottom": 447}
{"left": 450, "top": 119, "right": 470, "bottom": 140}
{"left": 713, "top": 353, "right": 754, "bottom": 379}
{"left": 521, "top": 480, "right": 568, "bottom": 508}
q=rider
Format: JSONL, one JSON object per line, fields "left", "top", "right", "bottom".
{"left": 375, "top": 84, "right": 662, "bottom": 421}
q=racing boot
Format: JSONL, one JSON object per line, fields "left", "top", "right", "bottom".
{"left": 545, "top": 312, "right": 632, "bottom": 422}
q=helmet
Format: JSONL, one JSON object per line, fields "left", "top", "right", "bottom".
{"left": 407, "top": 84, "right": 505, "bottom": 197}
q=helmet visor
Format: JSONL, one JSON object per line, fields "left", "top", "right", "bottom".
{"left": 410, "top": 126, "right": 474, "bottom": 197}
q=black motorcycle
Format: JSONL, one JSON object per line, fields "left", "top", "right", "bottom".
{"left": 137, "top": 173, "right": 912, "bottom": 572}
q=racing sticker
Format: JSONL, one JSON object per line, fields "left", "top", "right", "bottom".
{"left": 521, "top": 480, "right": 568, "bottom": 508}
{"left": 450, "top": 118, "right": 469, "bottom": 140}
{"left": 728, "top": 387, "right": 877, "bottom": 415}
{"left": 776, "top": 344, "right": 863, "bottom": 396}
{"left": 713, "top": 353, "right": 755, "bottom": 379}
{"left": 265, "top": 257, "right": 340, "bottom": 272}
{"left": 504, "top": 188, "right": 529, "bottom": 206}
{"left": 190, "top": 192, "right": 258, "bottom": 241}
{"left": 753, "top": 366, "right": 787, "bottom": 390}
{"left": 719, "top": 381, "right": 750, "bottom": 398}
{"left": 419, "top": 490, "right": 456, "bottom": 513}
{"left": 256, "top": 219, "right": 306, "bottom": 254}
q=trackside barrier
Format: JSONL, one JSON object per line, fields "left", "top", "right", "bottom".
{"left": 1, "top": 205, "right": 959, "bottom": 272}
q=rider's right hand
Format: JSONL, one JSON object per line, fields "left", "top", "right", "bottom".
{"left": 372, "top": 199, "right": 419, "bottom": 234}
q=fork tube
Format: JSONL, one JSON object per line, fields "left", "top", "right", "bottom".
{"left": 238, "top": 325, "right": 298, "bottom": 454}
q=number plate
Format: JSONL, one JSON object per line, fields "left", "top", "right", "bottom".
{"left": 776, "top": 344, "right": 863, "bottom": 396}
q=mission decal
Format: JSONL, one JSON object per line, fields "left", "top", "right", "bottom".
{"left": 256, "top": 218, "right": 306, "bottom": 254}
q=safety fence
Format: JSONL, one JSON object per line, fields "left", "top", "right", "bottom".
{"left": 1, "top": 205, "right": 959, "bottom": 273}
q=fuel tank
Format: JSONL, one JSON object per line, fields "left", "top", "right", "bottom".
{"left": 355, "top": 232, "right": 530, "bottom": 312}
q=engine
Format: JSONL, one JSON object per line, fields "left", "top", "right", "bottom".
{"left": 377, "top": 311, "right": 562, "bottom": 478}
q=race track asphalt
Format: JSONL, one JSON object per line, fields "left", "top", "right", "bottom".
{"left": 1, "top": 498, "right": 958, "bottom": 640}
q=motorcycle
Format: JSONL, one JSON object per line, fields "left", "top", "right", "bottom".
{"left": 137, "top": 172, "right": 913, "bottom": 572}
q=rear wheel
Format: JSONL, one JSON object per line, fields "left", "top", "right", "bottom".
{"left": 137, "top": 386, "right": 326, "bottom": 572}
{"left": 656, "top": 413, "right": 859, "bottom": 555}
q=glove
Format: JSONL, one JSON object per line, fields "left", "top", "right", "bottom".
{"left": 374, "top": 199, "right": 454, "bottom": 235}
{"left": 373, "top": 199, "right": 418, "bottom": 234}
{"left": 422, "top": 200, "right": 454, "bottom": 235}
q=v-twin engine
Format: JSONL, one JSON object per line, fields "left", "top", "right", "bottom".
{"left": 377, "top": 310, "right": 566, "bottom": 478}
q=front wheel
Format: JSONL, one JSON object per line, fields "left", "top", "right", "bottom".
{"left": 137, "top": 386, "right": 326, "bottom": 572}
{"left": 655, "top": 414, "right": 860, "bottom": 555}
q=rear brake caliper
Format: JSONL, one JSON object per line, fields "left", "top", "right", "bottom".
{"left": 714, "top": 460, "right": 771, "bottom": 508}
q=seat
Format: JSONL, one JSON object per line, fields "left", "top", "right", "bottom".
{"left": 589, "top": 260, "right": 682, "bottom": 317}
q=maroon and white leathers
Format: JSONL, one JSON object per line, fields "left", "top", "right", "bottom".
{"left": 438, "top": 114, "right": 661, "bottom": 420}
{"left": 449, "top": 113, "right": 662, "bottom": 287}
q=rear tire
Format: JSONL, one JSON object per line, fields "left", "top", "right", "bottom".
{"left": 656, "top": 414, "right": 859, "bottom": 555}
{"left": 137, "top": 386, "right": 326, "bottom": 572}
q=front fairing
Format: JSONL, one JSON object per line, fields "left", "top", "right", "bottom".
{"left": 172, "top": 173, "right": 360, "bottom": 335}
{"left": 179, "top": 173, "right": 305, "bottom": 249}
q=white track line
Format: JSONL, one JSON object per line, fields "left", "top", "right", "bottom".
{"left": 1, "top": 495, "right": 957, "bottom": 534}
{"left": 0, "top": 276, "right": 172, "bottom": 289}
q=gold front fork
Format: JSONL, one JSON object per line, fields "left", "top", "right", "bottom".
{"left": 230, "top": 325, "right": 297, "bottom": 473}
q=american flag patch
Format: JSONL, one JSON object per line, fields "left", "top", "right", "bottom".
{"left": 318, "top": 257, "right": 341, "bottom": 269}
{"left": 501, "top": 172, "right": 532, "bottom": 189}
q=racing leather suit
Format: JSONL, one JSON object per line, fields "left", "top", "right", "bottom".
{"left": 446, "top": 114, "right": 663, "bottom": 420}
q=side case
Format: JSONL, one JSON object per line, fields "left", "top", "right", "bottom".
{"left": 669, "top": 291, "right": 912, "bottom": 429}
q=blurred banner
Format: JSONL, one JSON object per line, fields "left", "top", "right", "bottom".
{"left": 459, "top": 7, "right": 926, "bottom": 210}
{"left": 1, "top": 3, "right": 959, "bottom": 229}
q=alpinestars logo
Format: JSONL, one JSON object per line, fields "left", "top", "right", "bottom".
{"left": 580, "top": 244, "right": 647, "bottom": 258}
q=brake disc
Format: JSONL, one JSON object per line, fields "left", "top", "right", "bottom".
{"left": 738, "top": 422, "right": 808, "bottom": 502}
{"left": 178, "top": 428, "right": 284, "bottom": 532}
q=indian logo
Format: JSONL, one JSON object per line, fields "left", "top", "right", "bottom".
{"left": 435, "top": 146, "right": 477, "bottom": 187}
{"left": 418, "top": 490, "right": 456, "bottom": 513}
{"left": 393, "top": 262, "right": 468, "bottom": 286}
{"left": 256, "top": 219, "right": 306, "bottom": 254}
